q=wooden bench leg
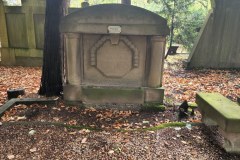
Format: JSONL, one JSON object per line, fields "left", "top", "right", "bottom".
{"left": 220, "top": 129, "right": 240, "bottom": 153}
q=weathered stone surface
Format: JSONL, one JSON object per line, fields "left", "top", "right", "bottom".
{"left": 187, "top": 0, "right": 240, "bottom": 69}
{"left": 34, "top": 14, "right": 45, "bottom": 49}
{"left": 144, "top": 87, "right": 164, "bottom": 104}
{"left": 60, "top": 4, "right": 170, "bottom": 36}
{"left": 197, "top": 92, "right": 240, "bottom": 153}
{"left": 0, "top": 0, "right": 45, "bottom": 67}
{"left": 64, "top": 85, "right": 144, "bottom": 104}
{"left": 83, "top": 35, "right": 146, "bottom": 87}
{"left": 96, "top": 40, "right": 133, "bottom": 78}
{"left": 6, "top": 13, "right": 28, "bottom": 48}
{"left": 0, "top": 0, "right": 9, "bottom": 48}
{"left": 61, "top": 4, "right": 169, "bottom": 105}
{"left": 147, "top": 36, "right": 166, "bottom": 87}
{"left": 196, "top": 92, "right": 240, "bottom": 132}
{"left": 220, "top": 129, "right": 240, "bottom": 153}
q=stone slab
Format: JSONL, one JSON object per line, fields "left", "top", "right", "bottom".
{"left": 144, "top": 87, "right": 164, "bottom": 104}
{"left": 0, "top": 98, "right": 58, "bottom": 117}
{"left": 196, "top": 92, "right": 240, "bottom": 132}
{"left": 64, "top": 85, "right": 145, "bottom": 104}
{"left": 0, "top": 48, "right": 15, "bottom": 65}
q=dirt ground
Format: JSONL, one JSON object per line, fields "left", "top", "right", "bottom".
{"left": 0, "top": 54, "right": 240, "bottom": 159}
{"left": 0, "top": 123, "right": 239, "bottom": 160}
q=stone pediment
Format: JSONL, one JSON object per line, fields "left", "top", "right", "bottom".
{"left": 60, "top": 4, "right": 169, "bottom": 36}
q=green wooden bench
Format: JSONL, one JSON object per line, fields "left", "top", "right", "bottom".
{"left": 196, "top": 92, "right": 240, "bottom": 153}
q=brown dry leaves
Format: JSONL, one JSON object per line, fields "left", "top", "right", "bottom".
{"left": 0, "top": 55, "right": 239, "bottom": 107}
{"left": 163, "top": 54, "right": 240, "bottom": 103}
{"left": 0, "top": 66, "right": 41, "bottom": 105}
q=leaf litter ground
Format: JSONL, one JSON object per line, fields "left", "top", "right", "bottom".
{"left": 0, "top": 54, "right": 239, "bottom": 159}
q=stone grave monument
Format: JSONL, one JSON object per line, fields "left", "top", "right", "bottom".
{"left": 60, "top": 3, "right": 169, "bottom": 105}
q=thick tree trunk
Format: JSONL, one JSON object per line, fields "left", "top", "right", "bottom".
{"left": 39, "top": 0, "right": 68, "bottom": 96}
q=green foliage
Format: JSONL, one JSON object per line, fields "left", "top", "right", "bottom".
{"left": 151, "top": 0, "right": 208, "bottom": 51}
{"left": 70, "top": 0, "right": 209, "bottom": 51}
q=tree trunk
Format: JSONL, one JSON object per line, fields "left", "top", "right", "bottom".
{"left": 165, "top": 0, "right": 176, "bottom": 59}
{"left": 39, "top": 0, "right": 68, "bottom": 96}
{"left": 169, "top": 5, "right": 175, "bottom": 48}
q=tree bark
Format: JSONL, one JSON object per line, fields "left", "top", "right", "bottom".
{"left": 39, "top": 0, "right": 68, "bottom": 96}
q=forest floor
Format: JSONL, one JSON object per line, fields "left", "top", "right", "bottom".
{"left": 0, "top": 54, "right": 240, "bottom": 159}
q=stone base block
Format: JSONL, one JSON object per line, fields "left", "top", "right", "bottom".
{"left": 220, "top": 129, "right": 240, "bottom": 153}
{"left": 144, "top": 87, "right": 164, "bottom": 104}
{"left": 64, "top": 85, "right": 145, "bottom": 104}
{"left": 63, "top": 85, "right": 164, "bottom": 105}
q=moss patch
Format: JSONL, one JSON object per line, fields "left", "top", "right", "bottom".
{"left": 143, "top": 122, "right": 186, "bottom": 131}
{"left": 188, "top": 102, "right": 198, "bottom": 109}
{"left": 140, "top": 103, "right": 166, "bottom": 112}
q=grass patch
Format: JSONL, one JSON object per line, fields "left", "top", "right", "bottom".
{"left": 143, "top": 122, "right": 186, "bottom": 131}
{"left": 140, "top": 103, "right": 166, "bottom": 112}
{"left": 1, "top": 121, "right": 101, "bottom": 131}
{"left": 188, "top": 102, "right": 198, "bottom": 109}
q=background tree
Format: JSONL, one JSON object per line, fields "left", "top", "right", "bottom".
{"left": 151, "top": 0, "right": 208, "bottom": 51}
{"left": 39, "top": 0, "right": 69, "bottom": 96}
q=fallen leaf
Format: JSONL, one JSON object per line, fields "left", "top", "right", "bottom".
{"left": 108, "top": 150, "right": 114, "bottom": 154}
{"left": 43, "top": 129, "right": 50, "bottom": 134}
{"left": 79, "top": 129, "right": 90, "bottom": 134}
{"left": 81, "top": 138, "right": 87, "bottom": 144}
{"left": 28, "top": 130, "right": 36, "bottom": 136}
{"left": 147, "top": 131, "right": 155, "bottom": 134}
{"left": 30, "top": 147, "right": 37, "bottom": 153}
{"left": 68, "top": 120, "right": 77, "bottom": 125}
{"left": 68, "top": 132, "right": 77, "bottom": 135}
{"left": 142, "top": 121, "right": 150, "bottom": 124}
{"left": 53, "top": 117, "right": 60, "bottom": 121}
{"left": 16, "top": 116, "right": 27, "bottom": 121}
{"left": 174, "top": 127, "right": 181, "bottom": 131}
{"left": 89, "top": 107, "right": 97, "bottom": 112}
{"left": 7, "top": 155, "right": 15, "bottom": 159}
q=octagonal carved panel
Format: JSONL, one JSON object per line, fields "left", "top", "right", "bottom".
{"left": 90, "top": 36, "right": 139, "bottom": 78}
